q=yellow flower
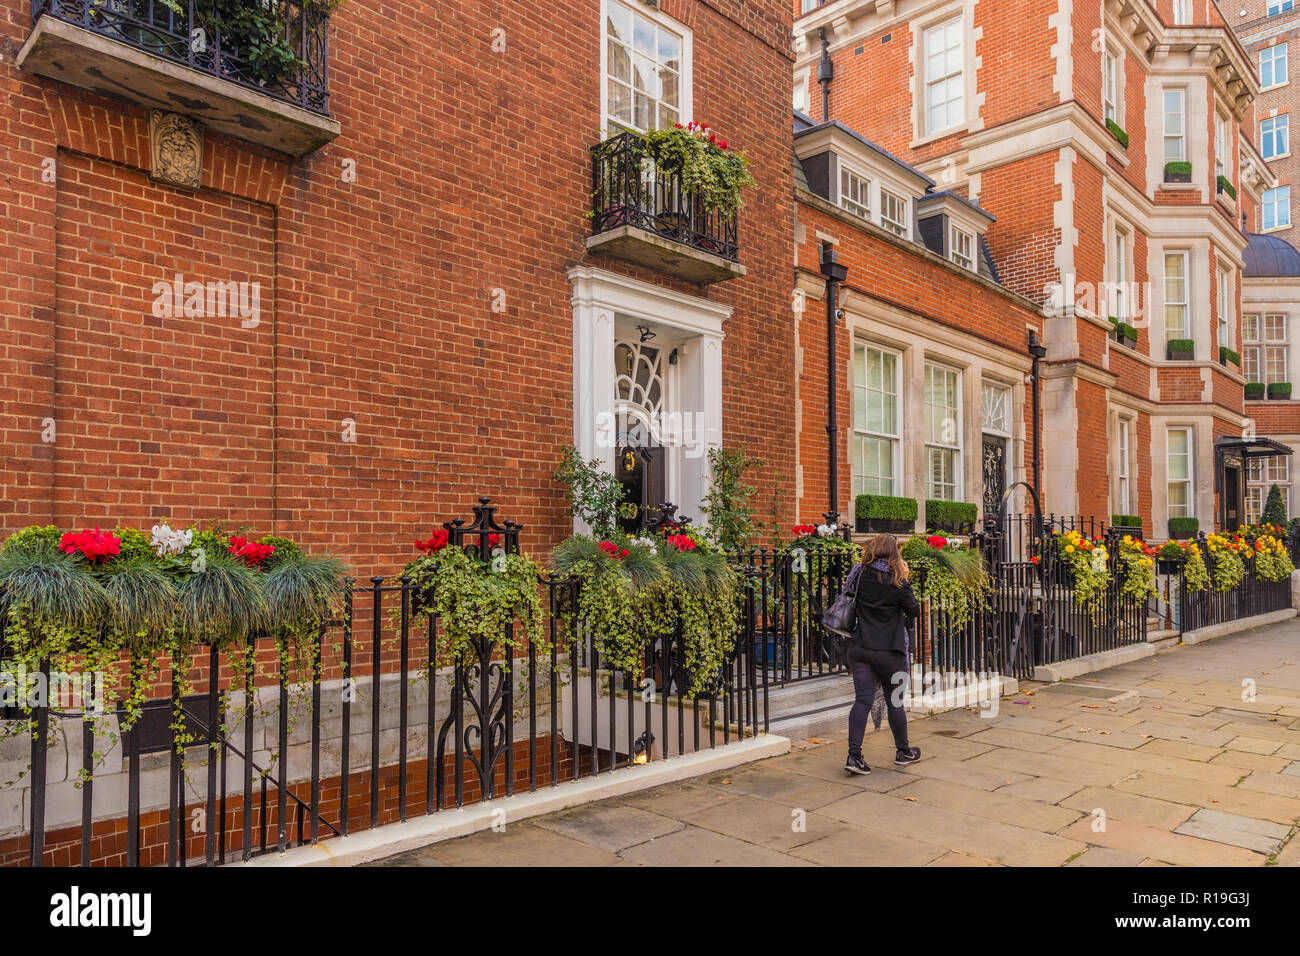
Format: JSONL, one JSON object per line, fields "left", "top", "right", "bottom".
{"left": 1065, "top": 545, "right": 1075, "bottom": 553}
{"left": 1123, "top": 534, "right": 1133, "bottom": 543}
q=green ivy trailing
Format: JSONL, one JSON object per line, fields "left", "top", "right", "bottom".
{"left": 699, "top": 447, "right": 764, "bottom": 551}
{"left": 641, "top": 122, "right": 755, "bottom": 214}
{"left": 402, "top": 535, "right": 545, "bottom": 667}
{"left": 552, "top": 529, "right": 738, "bottom": 698}
{"left": 899, "top": 534, "right": 987, "bottom": 630}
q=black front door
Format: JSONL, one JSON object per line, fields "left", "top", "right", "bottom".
{"left": 982, "top": 435, "right": 1007, "bottom": 520}
{"left": 615, "top": 442, "right": 665, "bottom": 534}
{"left": 1222, "top": 462, "right": 1243, "bottom": 531}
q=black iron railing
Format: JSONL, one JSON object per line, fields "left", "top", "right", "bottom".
{"left": 590, "top": 131, "right": 740, "bottom": 262}
{"left": 1152, "top": 531, "right": 1295, "bottom": 635}
{"left": 7, "top": 500, "right": 761, "bottom": 867}
{"left": 31, "top": 0, "right": 330, "bottom": 114}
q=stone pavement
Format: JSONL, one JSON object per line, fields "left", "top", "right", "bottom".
{"left": 367, "top": 618, "right": 1300, "bottom": 867}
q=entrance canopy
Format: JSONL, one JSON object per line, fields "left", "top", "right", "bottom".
{"left": 1214, "top": 436, "right": 1295, "bottom": 462}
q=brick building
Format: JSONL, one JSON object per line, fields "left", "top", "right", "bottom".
{"left": 794, "top": 0, "right": 1284, "bottom": 537}
{"left": 0, "top": 0, "right": 797, "bottom": 571}
{"left": 1235, "top": 1, "right": 1300, "bottom": 522}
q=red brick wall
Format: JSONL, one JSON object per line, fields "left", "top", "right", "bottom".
{"left": 0, "top": 0, "right": 798, "bottom": 571}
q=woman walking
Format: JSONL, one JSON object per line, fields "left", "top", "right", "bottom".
{"left": 845, "top": 534, "right": 922, "bottom": 775}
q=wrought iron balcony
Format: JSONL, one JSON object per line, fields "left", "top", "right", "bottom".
{"left": 19, "top": 0, "right": 339, "bottom": 156}
{"left": 588, "top": 131, "right": 746, "bottom": 284}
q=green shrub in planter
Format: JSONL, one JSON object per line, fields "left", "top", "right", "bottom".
{"left": 1111, "top": 514, "right": 1142, "bottom": 531}
{"left": 1116, "top": 322, "right": 1138, "bottom": 347}
{"left": 1167, "top": 516, "right": 1199, "bottom": 539}
{"left": 1164, "top": 161, "right": 1192, "bottom": 182}
{"left": 1105, "top": 118, "right": 1129, "bottom": 149}
{"left": 1216, "top": 175, "right": 1237, "bottom": 200}
{"left": 1166, "top": 338, "right": 1195, "bottom": 360}
{"left": 1245, "top": 381, "right": 1266, "bottom": 400}
{"left": 1219, "top": 346, "right": 1239, "bottom": 366}
{"left": 925, "top": 499, "right": 977, "bottom": 532}
{"left": 855, "top": 494, "right": 917, "bottom": 533}
{"left": 1268, "top": 382, "right": 1293, "bottom": 399}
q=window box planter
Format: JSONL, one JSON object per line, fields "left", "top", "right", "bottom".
{"left": 1167, "top": 517, "right": 1199, "bottom": 540}
{"left": 1110, "top": 516, "right": 1142, "bottom": 536}
{"left": 855, "top": 494, "right": 917, "bottom": 534}
{"left": 1268, "top": 382, "right": 1293, "bottom": 400}
{"left": 1166, "top": 338, "right": 1195, "bottom": 361}
{"left": 1164, "top": 161, "right": 1192, "bottom": 184}
{"left": 1105, "top": 118, "right": 1129, "bottom": 149}
{"left": 1216, "top": 175, "right": 1237, "bottom": 200}
{"left": 1113, "top": 321, "right": 1138, "bottom": 349}
{"left": 925, "top": 499, "right": 977, "bottom": 535}
{"left": 1245, "top": 381, "right": 1266, "bottom": 400}
{"left": 1219, "top": 346, "right": 1239, "bottom": 368}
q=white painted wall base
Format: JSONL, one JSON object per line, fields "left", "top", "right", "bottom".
{"left": 229, "top": 734, "right": 790, "bottom": 867}
{"left": 1179, "top": 608, "right": 1297, "bottom": 646}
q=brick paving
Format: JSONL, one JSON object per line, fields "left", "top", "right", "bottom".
{"left": 367, "top": 619, "right": 1300, "bottom": 867}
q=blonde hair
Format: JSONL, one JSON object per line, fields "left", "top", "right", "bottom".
{"left": 861, "top": 534, "right": 907, "bottom": 587}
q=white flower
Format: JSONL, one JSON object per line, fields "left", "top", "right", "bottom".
{"left": 1089, "top": 548, "right": 1108, "bottom": 574}
{"left": 815, "top": 523, "right": 837, "bottom": 537}
{"left": 630, "top": 536, "right": 658, "bottom": 555}
{"left": 151, "top": 523, "right": 192, "bottom": 557}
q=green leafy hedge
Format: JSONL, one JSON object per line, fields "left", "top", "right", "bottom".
{"left": 1245, "top": 382, "right": 1265, "bottom": 400}
{"left": 1168, "top": 517, "right": 1199, "bottom": 539}
{"left": 1269, "top": 382, "right": 1293, "bottom": 398}
{"left": 1165, "top": 161, "right": 1192, "bottom": 178}
{"left": 1111, "top": 514, "right": 1141, "bottom": 529}
{"left": 1216, "top": 175, "right": 1237, "bottom": 200}
{"left": 1105, "top": 118, "right": 1129, "bottom": 149}
{"left": 855, "top": 494, "right": 918, "bottom": 521}
{"left": 1219, "top": 346, "right": 1240, "bottom": 365}
{"left": 1166, "top": 338, "right": 1195, "bottom": 359}
{"left": 926, "top": 499, "right": 977, "bottom": 527}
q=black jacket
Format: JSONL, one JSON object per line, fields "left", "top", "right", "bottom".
{"left": 852, "top": 566, "right": 920, "bottom": 653}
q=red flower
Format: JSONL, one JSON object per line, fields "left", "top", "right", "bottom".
{"left": 927, "top": 535, "right": 948, "bottom": 549}
{"left": 415, "top": 529, "right": 450, "bottom": 555}
{"left": 666, "top": 534, "right": 697, "bottom": 552}
{"left": 598, "top": 541, "right": 628, "bottom": 560}
{"left": 487, "top": 533, "right": 502, "bottom": 548}
{"left": 59, "top": 527, "right": 121, "bottom": 562}
{"left": 227, "top": 536, "right": 276, "bottom": 567}
{"left": 1031, "top": 556, "right": 1040, "bottom": 565}
{"left": 717, "top": 139, "right": 729, "bottom": 150}
{"left": 792, "top": 524, "right": 816, "bottom": 537}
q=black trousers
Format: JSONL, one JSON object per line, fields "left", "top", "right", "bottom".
{"left": 846, "top": 645, "right": 910, "bottom": 755}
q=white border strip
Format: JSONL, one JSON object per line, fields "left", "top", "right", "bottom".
{"left": 229, "top": 734, "right": 791, "bottom": 867}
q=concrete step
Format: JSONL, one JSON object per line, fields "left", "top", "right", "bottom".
{"left": 752, "top": 674, "right": 852, "bottom": 715}
{"left": 767, "top": 693, "right": 858, "bottom": 741}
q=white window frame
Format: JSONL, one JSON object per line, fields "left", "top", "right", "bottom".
{"left": 950, "top": 224, "right": 975, "bottom": 271}
{"left": 839, "top": 164, "right": 871, "bottom": 219}
{"left": 1247, "top": 457, "right": 1290, "bottom": 524}
{"left": 1163, "top": 89, "right": 1186, "bottom": 163}
{"left": 1217, "top": 266, "right": 1232, "bottom": 350}
{"left": 853, "top": 343, "right": 903, "bottom": 497}
{"left": 880, "top": 189, "right": 909, "bottom": 238}
{"left": 1113, "top": 225, "right": 1131, "bottom": 323}
{"left": 922, "top": 17, "right": 965, "bottom": 136}
{"left": 1269, "top": 0, "right": 1295, "bottom": 16}
{"left": 1261, "top": 44, "right": 1288, "bottom": 90}
{"left": 1263, "top": 186, "right": 1292, "bottom": 230}
{"left": 1172, "top": 0, "right": 1191, "bottom": 24}
{"left": 601, "top": 0, "right": 692, "bottom": 137}
{"left": 793, "top": 74, "right": 809, "bottom": 114}
{"left": 1102, "top": 46, "right": 1121, "bottom": 126}
{"left": 924, "top": 363, "right": 962, "bottom": 502}
{"left": 1244, "top": 313, "right": 1290, "bottom": 386}
{"left": 1215, "top": 112, "right": 1228, "bottom": 182}
{"left": 1167, "top": 427, "right": 1194, "bottom": 521}
{"left": 1262, "top": 114, "right": 1290, "bottom": 161}
{"left": 1164, "top": 250, "right": 1189, "bottom": 343}
{"left": 981, "top": 380, "right": 1012, "bottom": 437}
{"left": 1116, "top": 417, "right": 1132, "bottom": 516}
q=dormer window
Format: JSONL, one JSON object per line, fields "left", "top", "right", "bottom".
{"left": 840, "top": 167, "right": 871, "bottom": 219}
{"left": 950, "top": 225, "right": 975, "bottom": 271}
{"left": 881, "top": 190, "right": 909, "bottom": 237}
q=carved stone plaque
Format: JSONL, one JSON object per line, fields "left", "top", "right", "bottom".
{"left": 149, "top": 111, "right": 203, "bottom": 190}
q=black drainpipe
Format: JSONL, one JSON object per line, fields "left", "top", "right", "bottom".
{"left": 820, "top": 245, "right": 849, "bottom": 520}
{"left": 817, "top": 28, "right": 833, "bottom": 122}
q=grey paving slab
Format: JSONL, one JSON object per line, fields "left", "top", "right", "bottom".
{"left": 414, "top": 822, "right": 622, "bottom": 867}
{"left": 786, "top": 824, "right": 949, "bottom": 866}
{"left": 995, "top": 777, "right": 1085, "bottom": 804}
{"left": 1066, "top": 847, "right": 1148, "bottom": 867}
{"left": 890, "top": 777, "right": 1083, "bottom": 832}
{"left": 697, "top": 765, "right": 863, "bottom": 809}
{"left": 1173, "top": 808, "right": 1291, "bottom": 855}
{"left": 531, "top": 803, "right": 684, "bottom": 852}
{"left": 617, "top": 825, "right": 815, "bottom": 866}
{"left": 676, "top": 794, "right": 846, "bottom": 851}
{"left": 1059, "top": 786, "right": 1197, "bottom": 830}
{"left": 1057, "top": 816, "right": 1266, "bottom": 866}
{"left": 965, "top": 727, "right": 1071, "bottom": 753}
